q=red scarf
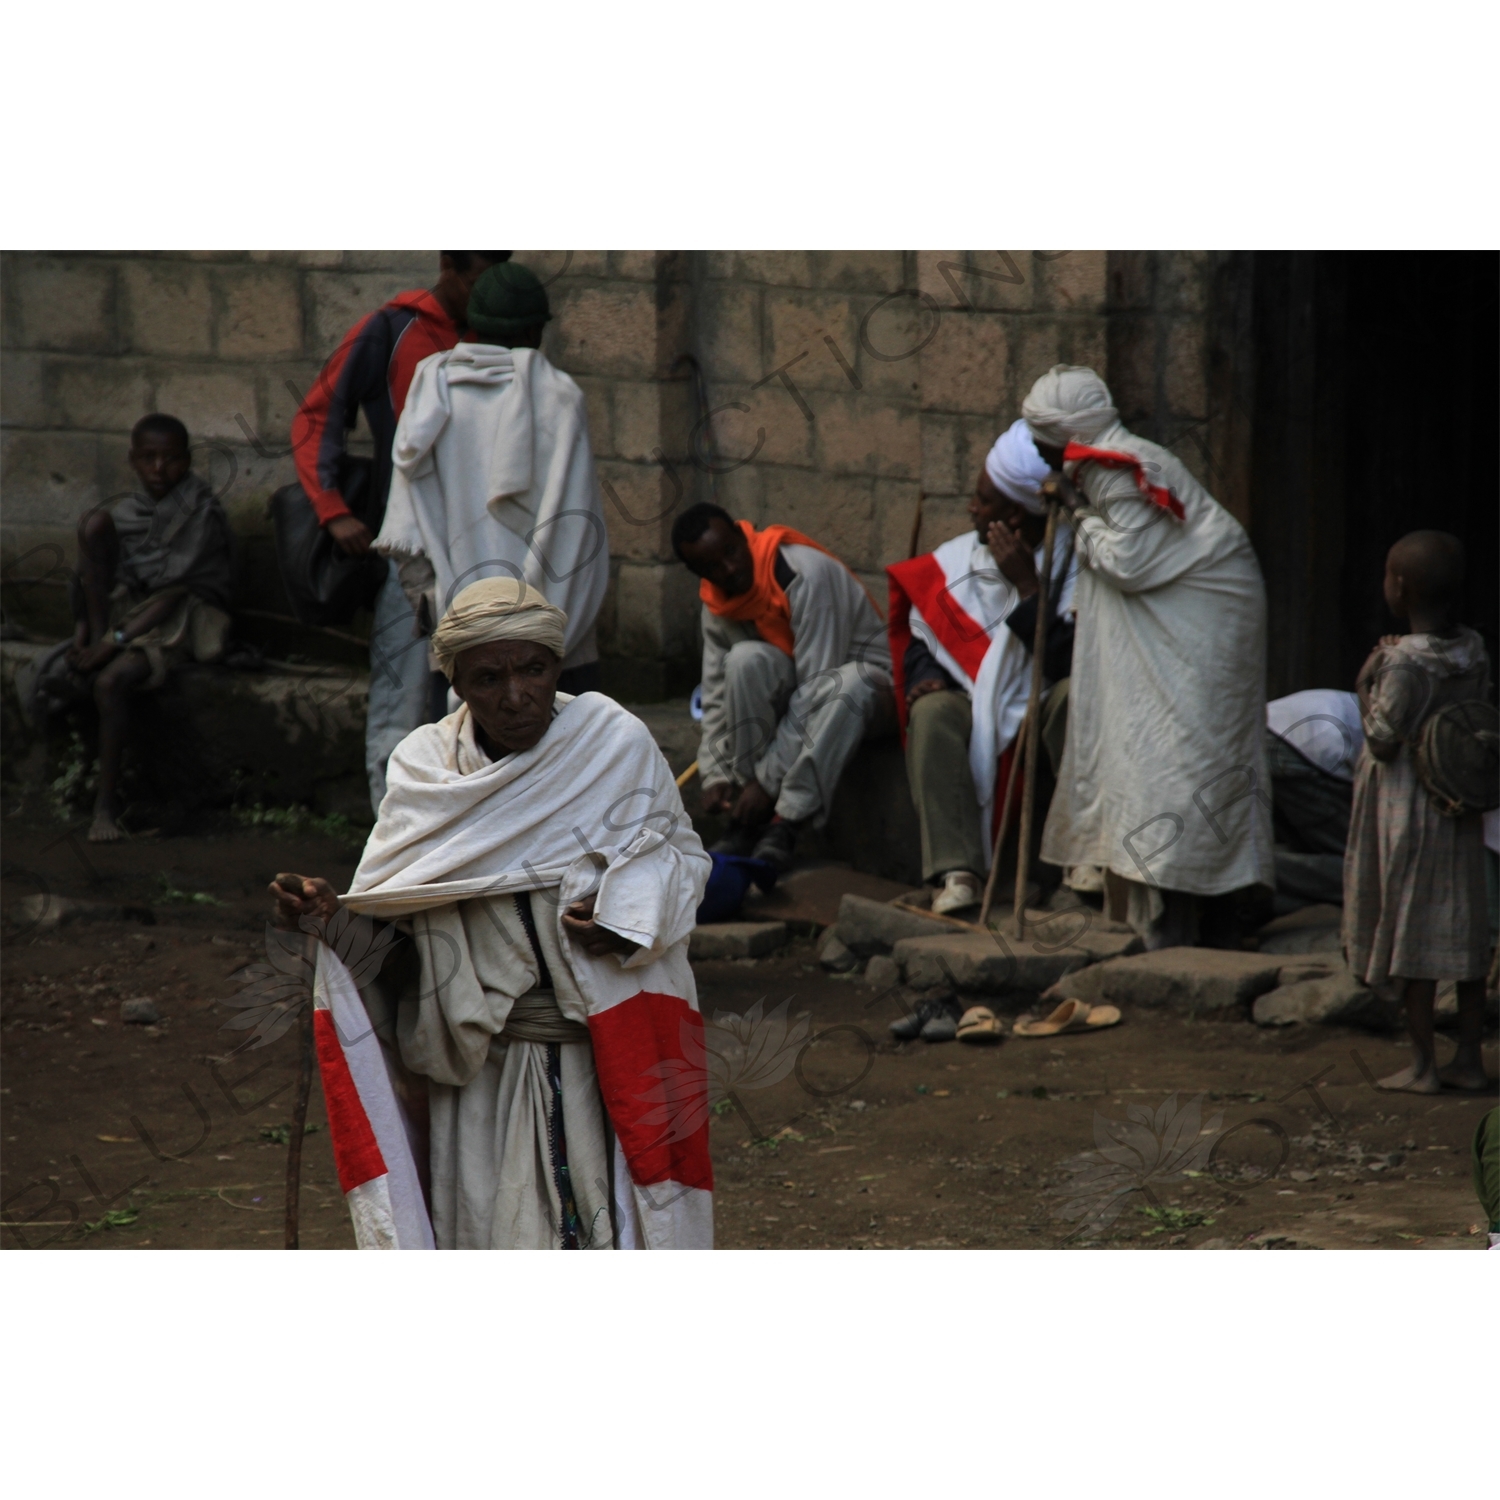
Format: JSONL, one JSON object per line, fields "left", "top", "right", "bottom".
{"left": 700, "top": 521, "right": 842, "bottom": 657}
{"left": 1063, "top": 442, "right": 1186, "bottom": 520}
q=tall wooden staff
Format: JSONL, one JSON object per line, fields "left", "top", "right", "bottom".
{"left": 977, "top": 499, "right": 1059, "bottom": 936}
{"left": 1010, "top": 498, "right": 1058, "bottom": 940}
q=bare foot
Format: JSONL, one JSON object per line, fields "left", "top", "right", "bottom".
{"left": 88, "top": 809, "right": 125, "bottom": 843}
{"left": 1437, "top": 1058, "right": 1493, "bottom": 1092}
{"left": 1377, "top": 1060, "right": 1442, "bottom": 1094}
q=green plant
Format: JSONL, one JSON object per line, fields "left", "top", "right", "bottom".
{"left": 233, "top": 802, "right": 365, "bottom": 847}
{"left": 259, "top": 1123, "right": 320, "bottom": 1145}
{"left": 83, "top": 1206, "right": 140, "bottom": 1234}
{"left": 1136, "top": 1205, "right": 1215, "bottom": 1236}
{"left": 155, "top": 874, "right": 224, "bottom": 907}
{"left": 49, "top": 730, "right": 97, "bottom": 819}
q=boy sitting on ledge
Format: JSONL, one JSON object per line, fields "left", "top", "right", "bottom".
{"left": 63, "top": 413, "right": 235, "bottom": 841}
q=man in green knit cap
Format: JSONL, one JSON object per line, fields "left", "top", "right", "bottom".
{"left": 374, "top": 262, "right": 609, "bottom": 700}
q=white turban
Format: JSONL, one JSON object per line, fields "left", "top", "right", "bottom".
{"left": 1021, "top": 365, "right": 1119, "bottom": 449}
{"left": 431, "top": 576, "right": 568, "bottom": 679}
{"left": 983, "top": 418, "right": 1050, "bottom": 514}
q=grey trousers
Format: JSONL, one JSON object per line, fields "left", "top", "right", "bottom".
{"left": 905, "top": 690, "right": 986, "bottom": 882}
{"left": 905, "top": 678, "right": 1072, "bottom": 885}
{"left": 708, "top": 640, "right": 889, "bottom": 826}
{"left": 366, "top": 560, "right": 435, "bottom": 814}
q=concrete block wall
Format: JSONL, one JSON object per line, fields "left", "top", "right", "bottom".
{"left": 2, "top": 249, "right": 1112, "bottom": 692}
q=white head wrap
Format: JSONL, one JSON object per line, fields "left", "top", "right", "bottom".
{"left": 431, "top": 576, "right": 568, "bottom": 680}
{"left": 1021, "top": 365, "right": 1119, "bottom": 449}
{"left": 983, "top": 418, "right": 1050, "bottom": 514}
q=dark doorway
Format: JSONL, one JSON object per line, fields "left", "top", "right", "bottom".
{"left": 1249, "top": 251, "right": 1498, "bottom": 697}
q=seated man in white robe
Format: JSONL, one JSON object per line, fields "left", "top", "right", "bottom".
{"left": 1023, "top": 365, "right": 1273, "bottom": 949}
{"left": 672, "top": 503, "right": 894, "bottom": 873}
{"left": 270, "top": 578, "right": 712, "bottom": 1250}
{"left": 374, "top": 262, "right": 610, "bottom": 716}
{"left": 887, "top": 421, "right": 1078, "bottom": 920}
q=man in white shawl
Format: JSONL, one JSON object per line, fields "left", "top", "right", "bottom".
{"left": 887, "top": 420, "right": 1078, "bottom": 924}
{"left": 374, "top": 262, "right": 609, "bottom": 736}
{"left": 1022, "top": 366, "right": 1272, "bottom": 948}
{"left": 270, "top": 578, "right": 713, "bottom": 1249}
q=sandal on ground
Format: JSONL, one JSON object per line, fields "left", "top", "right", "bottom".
{"left": 1012, "top": 999, "right": 1122, "bottom": 1037}
{"left": 956, "top": 1005, "right": 1004, "bottom": 1045}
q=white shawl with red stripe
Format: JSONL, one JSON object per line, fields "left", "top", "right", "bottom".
{"left": 887, "top": 531, "right": 1076, "bottom": 861}
{"left": 332, "top": 691, "right": 714, "bottom": 1248}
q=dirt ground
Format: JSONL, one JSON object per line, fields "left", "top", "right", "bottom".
{"left": 3, "top": 813, "right": 1495, "bottom": 1252}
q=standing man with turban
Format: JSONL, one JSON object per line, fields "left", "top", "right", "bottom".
{"left": 269, "top": 578, "right": 713, "bottom": 1249}
{"left": 374, "top": 261, "right": 609, "bottom": 738}
{"left": 1021, "top": 366, "right": 1272, "bottom": 948}
{"left": 292, "top": 252, "right": 512, "bottom": 813}
{"left": 887, "top": 420, "right": 1078, "bottom": 929}
{"left": 671, "top": 503, "right": 894, "bottom": 872}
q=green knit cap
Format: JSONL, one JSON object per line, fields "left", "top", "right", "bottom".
{"left": 467, "top": 262, "right": 551, "bottom": 341}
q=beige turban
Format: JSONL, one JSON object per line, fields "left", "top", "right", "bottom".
{"left": 431, "top": 577, "right": 568, "bottom": 680}
{"left": 1021, "top": 365, "right": 1119, "bottom": 449}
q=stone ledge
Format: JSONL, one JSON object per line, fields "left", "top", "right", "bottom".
{"left": 1056, "top": 947, "right": 1285, "bottom": 1015}
{"left": 689, "top": 921, "right": 788, "bottom": 960}
{"left": 894, "top": 922, "right": 1141, "bottom": 993}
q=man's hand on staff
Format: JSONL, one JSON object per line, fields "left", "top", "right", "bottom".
{"left": 562, "top": 893, "right": 640, "bottom": 958}
{"left": 269, "top": 873, "right": 340, "bottom": 930}
{"left": 985, "top": 520, "right": 1039, "bottom": 598}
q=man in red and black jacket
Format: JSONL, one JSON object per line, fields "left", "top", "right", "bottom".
{"left": 291, "top": 251, "right": 508, "bottom": 811}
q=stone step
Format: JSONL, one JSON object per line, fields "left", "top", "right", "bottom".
{"left": 689, "top": 921, "right": 788, "bottom": 960}
{"left": 1254, "top": 904, "right": 1343, "bottom": 955}
{"left": 1251, "top": 968, "right": 1399, "bottom": 1030}
{"left": 833, "top": 892, "right": 951, "bottom": 956}
{"left": 893, "top": 919, "right": 1141, "bottom": 993}
{"left": 1054, "top": 946, "right": 1285, "bottom": 1015}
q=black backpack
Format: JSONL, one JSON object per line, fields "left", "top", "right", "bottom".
{"left": 269, "top": 455, "right": 386, "bottom": 628}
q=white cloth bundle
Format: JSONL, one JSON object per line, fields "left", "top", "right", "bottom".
{"left": 376, "top": 344, "right": 608, "bottom": 671}
{"left": 1022, "top": 364, "right": 1119, "bottom": 449}
{"left": 984, "top": 418, "right": 1051, "bottom": 514}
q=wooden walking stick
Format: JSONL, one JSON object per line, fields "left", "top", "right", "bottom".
{"left": 976, "top": 707, "right": 1028, "bottom": 930}
{"left": 1009, "top": 501, "right": 1060, "bottom": 941}
{"left": 277, "top": 875, "right": 318, "bottom": 1250}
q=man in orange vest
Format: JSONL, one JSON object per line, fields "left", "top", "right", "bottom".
{"left": 672, "top": 503, "right": 893, "bottom": 872}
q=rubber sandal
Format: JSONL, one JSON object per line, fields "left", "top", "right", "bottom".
{"left": 1081, "top": 1004, "right": 1121, "bottom": 1030}
{"left": 956, "top": 1005, "right": 1004, "bottom": 1045}
{"left": 1012, "top": 999, "right": 1090, "bottom": 1037}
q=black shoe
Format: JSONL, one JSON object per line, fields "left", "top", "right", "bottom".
{"left": 708, "top": 824, "right": 760, "bottom": 857}
{"left": 888, "top": 993, "right": 962, "bottom": 1042}
{"left": 750, "top": 819, "right": 797, "bottom": 874}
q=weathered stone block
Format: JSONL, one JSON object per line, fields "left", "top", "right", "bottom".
{"left": 0, "top": 430, "right": 101, "bottom": 524}
{"left": 341, "top": 250, "right": 435, "bottom": 275}
{"left": 904, "top": 495, "right": 972, "bottom": 559}
{"left": 920, "top": 412, "right": 964, "bottom": 496}
{"left": 1059, "top": 947, "right": 1284, "bottom": 1015}
{"left": 895, "top": 922, "right": 1141, "bottom": 993}
{"left": 612, "top": 379, "right": 694, "bottom": 465}
{"left": 917, "top": 251, "right": 1034, "bottom": 313}
{"left": 765, "top": 291, "right": 859, "bottom": 393}
{"left": 217, "top": 267, "right": 304, "bottom": 358}
{"left": 918, "top": 313, "right": 1009, "bottom": 414}
{"left": 50, "top": 359, "right": 152, "bottom": 432}
{"left": 1, "top": 352, "right": 47, "bottom": 428}
{"left": 874, "top": 480, "right": 924, "bottom": 563}
{"left": 152, "top": 370, "right": 260, "bottom": 442}
{"left": 250, "top": 250, "right": 345, "bottom": 269}
{"left": 121, "top": 996, "right": 163, "bottom": 1024}
{"left": 737, "top": 252, "right": 814, "bottom": 287}
{"left": 814, "top": 394, "right": 919, "bottom": 479}
{"left": 857, "top": 293, "right": 941, "bottom": 397}
{"left": 761, "top": 469, "right": 873, "bottom": 566}
{"left": 817, "top": 927, "right": 858, "bottom": 972}
{"left": 1255, "top": 905, "right": 1343, "bottom": 955}
{"left": 121, "top": 260, "right": 213, "bottom": 356}
{"left": 864, "top": 953, "right": 901, "bottom": 989}
{"left": 611, "top": 560, "right": 698, "bottom": 658}
{"left": 1034, "top": 251, "right": 1107, "bottom": 312}
{"left": 609, "top": 250, "right": 662, "bottom": 280}
{"left": 1277, "top": 960, "right": 1339, "bottom": 986}
{"left": 1251, "top": 969, "right": 1400, "bottom": 1031}
{"left": 1163, "top": 318, "right": 1206, "bottom": 418}
{"left": 809, "top": 251, "right": 904, "bottom": 294}
{"left": 516, "top": 249, "right": 607, "bottom": 279}
{"left": 834, "top": 893, "right": 948, "bottom": 956}
{"left": 599, "top": 459, "right": 678, "bottom": 561}
{"left": 549, "top": 285, "right": 658, "bottom": 379}
{"left": 727, "top": 383, "right": 813, "bottom": 469}
{"left": 11, "top": 256, "right": 117, "bottom": 352}
{"left": 1011, "top": 319, "right": 1070, "bottom": 402}
{"left": 690, "top": 921, "right": 788, "bottom": 959}
{"left": 699, "top": 280, "right": 764, "bottom": 383}
{"left": 254, "top": 360, "right": 330, "bottom": 446}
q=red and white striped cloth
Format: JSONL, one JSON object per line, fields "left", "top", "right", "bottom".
{"left": 314, "top": 945, "right": 434, "bottom": 1249}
